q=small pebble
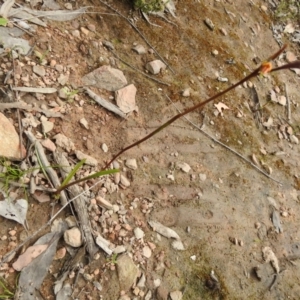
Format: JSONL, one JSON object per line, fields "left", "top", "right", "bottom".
{"left": 204, "top": 18, "right": 214, "bottom": 30}
{"left": 102, "top": 143, "right": 108, "bottom": 153}
{"left": 182, "top": 88, "right": 190, "bottom": 97}
{"left": 212, "top": 49, "right": 219, "bottom": 56}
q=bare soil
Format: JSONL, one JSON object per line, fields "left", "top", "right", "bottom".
{"left": 1, "top": 0, "right": 300, "bottom": 299}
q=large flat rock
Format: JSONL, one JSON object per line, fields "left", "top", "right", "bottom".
{"left": 0, "top": 112, "right": 26, "bottom": 160}
{"left": 117, "top": 254, "right": 139, "bottom": 291}
{"left": 81, "top": 65, "right": 127, "bottom": 91}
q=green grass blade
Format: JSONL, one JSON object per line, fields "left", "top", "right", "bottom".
{"left": 80, "top": 168, "right": 119, "bottom": 182}
{"left": 0, "top": 18, "right": 8, "bottom": 27}
{"left": 60, "top": 159, "right": 86, "bottom": 188}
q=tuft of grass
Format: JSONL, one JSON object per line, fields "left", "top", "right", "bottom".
{"left": 106, "top": 253, "right": 118, "bottom": 265}
{"left": 61, "top": 87, "right": 79, "bottom": 102}
{"left": 0, "top": 277, "right": 14, "bottom": 299}
{"left": 274, "top": 0, "right": 300, "bottom": 21}
{"left": 54, "top": 163, "right": 119, "bottom": 196}
{"left": 134, "top": 0, "right": 166, "bottom": 13}
{"left": 0, "top": 160, "right": 27, "bottom": 193}
{"left": 34, "top": 49, "right": 49, "bottom": 65}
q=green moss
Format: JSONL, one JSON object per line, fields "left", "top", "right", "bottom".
{"left": 274, "top": 0, "right": 300, "bottom": 21}
{"left": 134, "top": 0, "right": 167, "bottom": 13}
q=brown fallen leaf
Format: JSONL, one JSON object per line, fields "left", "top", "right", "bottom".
{"left": 262, "top": 246, "right": 280, "bottom": 273}
{"left": 214, "top": 102, "right": 230, "bottom": 116}
{"left": 12, "top": 244, "right": 48, "bottom": 271}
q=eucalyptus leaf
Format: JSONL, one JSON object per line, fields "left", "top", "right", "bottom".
{"left": 0, "top": 198, "right": 28, "bottom": 228}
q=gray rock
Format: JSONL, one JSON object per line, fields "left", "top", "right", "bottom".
{"left": 64, "top": 227, "right": 82, "bottom": 247}
{"left": 41, "top": 139, "right": 56, "bottom": 152}
{"left": 53, "top": 133, "right": 75, "bottom": 152}
{"left": 65, "top": 216, "right": 77, "bottom": 228}
{"left": 120, "top": 174, "right": 130, "bottom": 187}
{"left": 176, "top": 162, "right": 191, "bottom": 173}
{"left": 290, "top": 135, "right": 299, "bottom": 144}
{"left": 33, "top": 65, "right": 46, "bottom": 77}
{"left": 75, "top": 150, "right": 98, "bottom": 166}
{"left": 0, "top": 113, "right": 26, "bottom": 160}
{"left": 55, "top": 64, "right": 64, "bottom": 72}
{"left": 82, "top": 65, "right": 127, "bottom": 91}
{"left": 58, "top": 87, "right": 68, "bottom": 99}
{"left": 103, "top": 40, "right": 115, "bottom": 50}
{"left": 57, "top": 74, "right": 68, "bottom": 85}
{"left": 170, "top": 290, "right": 183, "bottom": 300}
{"left": 79, "top": 118, "right": 89, "bottom": 129}
{"left": 142, "top": 246, "right": 152, "bottom": 258}
{"left": 132, "top": 44, "right": 146, "bottom": 54}
{"left": 56, "top": 283, "right": 72, "bottom": 300}
{"left": 134, "top": 227, "right": 144, "bottom": 239}
{"left": 204, "top": 18, "right": 214, "bottom": 30}
{"left": 145, "top": 60, "right": 166, "bottom": 75}
{"left": 42, "top": 120, "right": 54, "bottom": 133}
{"left": 113, "top": 245, "right": 126, "bottom": 254}
{"left": 171, "top": 240, "right": 185, "bottom": 251}
{"left": 117, "top": 254, "right": 139, "bottom": 291}
{"left": 125, "top": 158, "right": 138, "bottom": 170}
{"left": 101, "top": 143, "right": 108, "bottom": 153}
{"left": 182, "top": 88, "right": 190, "bottom": 97}
{"left": 157, "top": 286, "right": 169, "bottom": 300}
{"left": 115, "top": 84, "right": 137, "bottom": 113}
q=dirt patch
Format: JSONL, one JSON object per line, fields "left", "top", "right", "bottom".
{"left": 0, "top": 0, "right": 300, "bottom": 299}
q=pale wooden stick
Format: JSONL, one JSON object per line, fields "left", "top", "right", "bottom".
{"left": 84, "top": 88, "right": 126, "bottom": 118}
{"left": 0, "top": 102, "right": 62, "bottom": 118}
{"left": 53, "top": 151, "right": 98, "bottom": 257}
{"left": 25, "top": 131, "right": 68, "bottom": 206}
{"left": 285, "top": 83, "right": 291, "bottom": 121}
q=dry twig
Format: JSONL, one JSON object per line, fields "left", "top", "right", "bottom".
{"left": 84, "top": 87, "right": 126, "bottom": 118}
{"left": 167, "top": 95, "right": 283, "bottom": 185}
{"left": 285, "top": 83, "right": 291, "bottom": 121}
{"left": 53, "top": 151, "right": 98, "bottom": 257}
{"left": 0, "top": 102, "right": 62, "bottom": 118}
{"left": 25, "top": 131, "right": 69, "bottom": 205}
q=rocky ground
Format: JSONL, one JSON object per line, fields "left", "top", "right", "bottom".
{"left": 0, "top": 0, "right": 300, "bottom": 299}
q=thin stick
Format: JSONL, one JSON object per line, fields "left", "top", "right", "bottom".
{"left": 102, "top": 45, "right": 288, "bottom": 170}
{"left": 110, "top": 50, "right": 170, "bottom": 86}
{"left": 11, "top": 52, "right": 24, "bottom": 161}
{"left": 11, "top": 21, "right": 34, "bottom": 36}
{"left": 0, "top": 102, "right": 62, "bottom": 118}
{"left": 98, "top": 0, "right": 175, "bottom": 74}
{"left": 25, "top": 131, "right": 68, "bottom": 206}
{"left": 285, "top": 83, "right": 291, "bottom": 121}
{"left": 103, "top": 67, "right": 261, "bottom": 169}
{"left": 84, "top": 87, "right": 126, "bottom": 118}
{"left": 167, "top": 96, "right": 282, "bottom": 185}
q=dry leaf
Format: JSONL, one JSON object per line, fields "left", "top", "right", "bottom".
{"left": 214, "top": 102, "right": 230, "bottom": 116}
{"left": 148, "top": 220, "right": 181, "bottom": 240}
{"left": 12, "top": 244, "right": 48, "bottom": 271}
{"left": 0, "top": 198, "right": 28, "bottom": 228}
{"left": 251, "top": 153, "right": 259, "bottom": 166}
{"left": 262, "top": 246, "right": 280, "bottom": 273}
{"left": 0, "top": 0, "right": 15, "bottom": 18}
{"left": 272, "top": 210, "right": 283, "bottom": 233}
{"left": 262, "top": 117, "right": 273, "bottom": 128}
{"left": 284, "top": 23, "right": 295, "bottom": 34}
